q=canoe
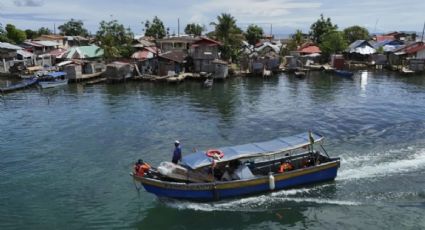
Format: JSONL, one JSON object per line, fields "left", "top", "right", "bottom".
{"left": 131, "top": 131, "right": 340, "bottom": 201}
{"left": 0, "top": 77, "right": 38, "bottom": 93}
{"left": 334, "top": 70, "right": 354, "bottom": 77}
{"left": 38, "top": 71, "right": 68, "bottom": 89}
{"left": 294, "top": 71, "right": 306, "bottom": 77}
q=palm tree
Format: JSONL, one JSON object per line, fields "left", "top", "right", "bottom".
{"left": 210, "top": 13, "right": 243, "bottom": 62}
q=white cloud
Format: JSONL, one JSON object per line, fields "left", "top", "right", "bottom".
{"left": 13, "top": 0, "right": 44, "bottom": 7}
{"left": 0, "top": 0, "right": 424, "bottom": 35}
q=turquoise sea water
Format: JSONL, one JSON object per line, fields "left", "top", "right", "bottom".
{"left": 1, "top": 71, "right": 425, "bottom": 229}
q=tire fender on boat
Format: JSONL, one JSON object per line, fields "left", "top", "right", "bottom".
{"left": 269, "top": 173, "right": 275, "bottom": 190}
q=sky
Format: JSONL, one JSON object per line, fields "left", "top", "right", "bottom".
{"left": 0, "top": 0, "right": 424, "bottom": 37}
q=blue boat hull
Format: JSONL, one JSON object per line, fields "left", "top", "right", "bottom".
{"left": 136, "top": 161, "right": 340, "bottom": 201}
{"left": 334, "top": 70, "right": 354, "bottom": 77}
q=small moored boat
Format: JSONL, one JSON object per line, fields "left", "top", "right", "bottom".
{"left": 38, "top": 71, "right": 68, "bottom": 89}
{"left": 131, "top": 131, "right": 340, "bottom": 201}
{"left": 0, "top": 77, "right": 38, "bottom": 94}
{"left": 334, "top": 69, "right": 354, "bottom": 77}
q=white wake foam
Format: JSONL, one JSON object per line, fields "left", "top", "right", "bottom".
{"left": 337, "top": 147, "right": 425, "bottom": 181}
{"left": 163, "top": 186, "right": 359, "bottom": 212}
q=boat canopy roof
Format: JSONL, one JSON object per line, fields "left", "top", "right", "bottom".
{"left": 182, "top": 132, "right": 324, "bottom": 170}
{"left": 46, "top": 71, "right": 67, "bottom": 78}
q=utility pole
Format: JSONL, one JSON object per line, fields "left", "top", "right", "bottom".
{"left": 178, "top": 18, "right": 180, "bottom": 37}
{"left": 374, "top": 19, "right": 379, "bottom": 34}
{"left": 54, "top": 23, "right": 56, "bottom": 34}
{"left": 270, "top": 23, "right": 273, "bottom": 40}
{"left": 421, "top": 21, "right": 425, "bottom": 42}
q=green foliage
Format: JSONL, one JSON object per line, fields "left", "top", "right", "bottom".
{"left": 293, "top": 29, "right": 304, "bottom": 46}
{"left": 343, "top": 25, "right": 370, "bottom": 44}
{"left": 281, "top": 29, "right": 305, "bottom": 56}
{"left": 184, "top": 23, "right": 204, "bottom": 36}
{"left": 319, "top": 30, "right": 348, "bottom": 59}
{"left": 5, "top": 24, "right": 27, "bottom": 44}
{"left": 25, "top": 29, "right": 38, "bottom": 39}
{"left": 144, "top": 16, "right": 166, "bottom": 39}
{"left": 377, "top": 46, "right": 384, "bottom": 54}
{"left": 37, "top": 27, "right": 52, "bottom": 36}
{"left": 245, "top": 24, "right": 264, "bottom": 46}
{"left": 58, "top": 19, "right": 88, "bottom": 36}
{"left": 0, "top": 23, "right": 11, "bottom": 42}
{"left": 210, "top": 13, "right": 243, "bottom": 61}
{"left": 309, "top": 14, "right": 337, "bottom": 44}
{"left": 96, "top": 20, "right": 134, "bottom": 59}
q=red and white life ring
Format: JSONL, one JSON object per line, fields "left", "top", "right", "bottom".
{"left": 206, "top": 149, "right": 224, "bottom": 159}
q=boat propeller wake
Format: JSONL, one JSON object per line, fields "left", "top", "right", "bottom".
{"left": 337, "top": 146, "right": 425, "bottom": 181}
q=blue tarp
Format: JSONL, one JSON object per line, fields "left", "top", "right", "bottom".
{"left": 182, "top": 132, "right": 324, "bottom": 169}
{"left": 46, "top": 72, "right": 67, "bottom": 78}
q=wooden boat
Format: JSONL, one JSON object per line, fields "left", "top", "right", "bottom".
{"left": 334, "top": 70, "right": 354, "bottom": 77}
{"left": 400, "top": 67, "right": 415, "bottom": 75}
{"left": 262, "top": 68, "right": 272, "bottom": 77}
{"left": 38, "top": 72, "right": 68, "bottom": 89}
{"left": 84, "top": 77, "right": 107, "bottom": 86}
{"left": 203, "top": 78, "right": 213, "bottom": 88}
{"left": 294, "top": 71, "right": 306, "bottom": 78}
{"left": 166, "top": 74, "right": 186, "bottom": 83}
{"left": 131, "top": 132, "right": 340, "bottom": 201}
{"left": 0, "top": 77, "right": 38, "bottom": 93}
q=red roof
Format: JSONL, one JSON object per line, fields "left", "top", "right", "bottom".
{"left": 191, "top": 37, "right": 221, "bottom": 47}
{"left": 405, "top": 43, "right": 425, "bottom": 54}
{"left": 298, "top": 45, "right": 321, "bottom": 54}
{"left": 49, "top": 48, "right": 67, "bottom": 57}
{"left": 131, "top": 46, "right": 160, "bottom": 60}
{"left": 375, "top": 35, "right": 395, "bottom": 42}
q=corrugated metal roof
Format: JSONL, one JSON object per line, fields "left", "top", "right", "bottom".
{"left": 0, "top": 42, "right": 23, "bottom": 50}
{"left": 347, "top": 40, "right": 375, "bottom": 54}
{"left": 375, "top": 35, "right": 395, "bottom": 42}
{"left": 405, "top": 44, "right": 425, "bottom": 54}
{"left": 298, "top": 45, "right": 321, "bottom": 54}
{"left": 34, "top": 40, "right": 61, "bottom": 47}
{"left": 61, "top": 45, "right": 103, "bottom": 59}
{"left": 131, "top": 50, "right": 154, "bottom": 60}
{"left": 159, "top": 50, "right": 187, "bottom": 63}
{"left": 17, "top": 49, "right": 34, "bottom": 58}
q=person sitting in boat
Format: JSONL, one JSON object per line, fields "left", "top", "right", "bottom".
{"left": 172, "top": 140, "right": 182, "bottom": 164}
{"left": 278, "top": 160, "right": 294, "bottom": 173}
{"left": 221, "top": 160, "right": 241, "bottom": 181}
{"left": 134, "top": 159, "right": 151, "bottom": 176}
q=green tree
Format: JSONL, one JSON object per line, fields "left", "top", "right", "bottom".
{"left": 37, "top": 27, "right": 52, "bottom": 36}
{"left": 96, "top": 20, "right": 134, "bottom": 59}
{"left": 309, "top": 14, "right": 337, "bottom": 44}
{"left": 58, "top": 19, "right": 88, "bottom": 36}
{"left": 210, "top": 13, "right": 243, "bottom": 61}
{"left": 5, "top": 24, "right": 26, "bottom": 44}
{"left": 343, "top": 25, "right": 369, "bottom": 44}
{"left": 184, "top": 23, "right": 204, "bottom": 36}
{"left": 293, "top": 29, "right": 304, "bottom": 46}
{"left": 245, "top": 24, "right": 264, "bottom": 46}
{"left": 144, "top": 16, "right": 166, "bottom": 39}
{"left": 25, "top": 29, "right": 38, "bottom": 39}
{"left": 281, "top": 29, "right": 305, "bottom": 56}
{"left": 0, "top": 23, "right": 11, "bottom": 42}
{"left": 319, "top": 30, "right": 347, "bottom": 60}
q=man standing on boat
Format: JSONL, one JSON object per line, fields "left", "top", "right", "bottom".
{"left": 172, "top": 140, "right": 182, "bottom": 164}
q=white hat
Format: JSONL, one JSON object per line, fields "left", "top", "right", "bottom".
{"left": 174, "top": 140, "right": 180, "bottom": 144}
